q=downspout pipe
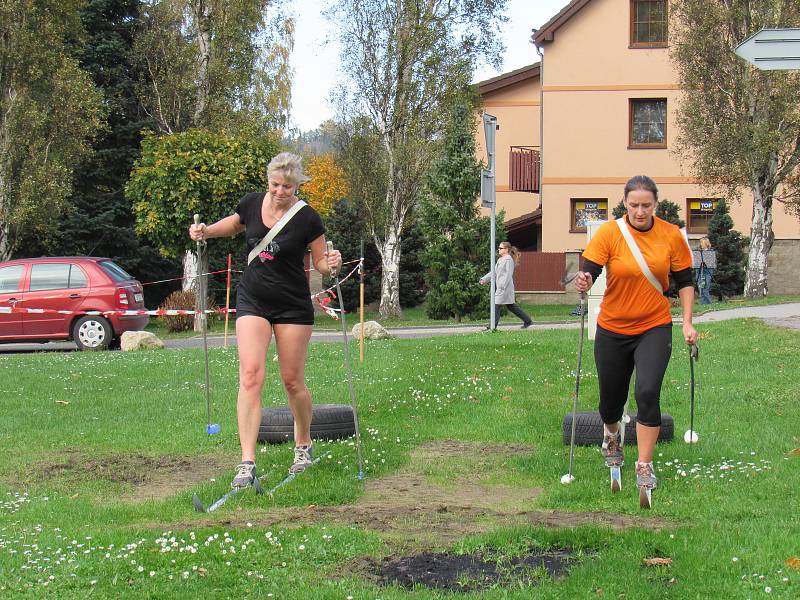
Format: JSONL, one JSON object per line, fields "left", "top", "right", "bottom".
{"left": 533, "top": 31, "right": 544, "bottom": 214}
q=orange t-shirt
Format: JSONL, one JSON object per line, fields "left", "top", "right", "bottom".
{"left": 583, "top": 216, "right": 692, "bottom": 335}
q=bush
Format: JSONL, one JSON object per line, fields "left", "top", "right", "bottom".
{"left": 159, "top": 289, "right": 217, "bottom": 332}
{"left": 708, "top": 199, "right": 746, "bottom": 300}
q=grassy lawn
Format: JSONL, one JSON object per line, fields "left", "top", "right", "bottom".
{"left": 1, "top": 317, "right": 798, "bottom": 598}
{"left": 145, "top": 294, "right": 800, "bottom": 338}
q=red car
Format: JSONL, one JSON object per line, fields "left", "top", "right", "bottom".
{"left": 0, "top": 257, "right": 148, "bottom": 350}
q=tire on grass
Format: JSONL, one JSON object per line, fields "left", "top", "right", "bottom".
{"left": 562, "top": 411, "right": 674, "bottom": 446}
{"left": 259, "top": 403, "right": 355, "bottom": 444}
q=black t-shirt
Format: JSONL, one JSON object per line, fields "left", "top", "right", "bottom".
{"left": 235, "top": 192, "right": 325, "bottom": 310}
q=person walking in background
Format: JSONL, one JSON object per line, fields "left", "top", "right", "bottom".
{"left": 480, "top": 242, "right": 533, "bottom": 329}
{"left": 693, "top": 237, "right": 716, "bottom": 305}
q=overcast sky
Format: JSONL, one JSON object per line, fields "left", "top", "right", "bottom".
{"left": 288, "top": 0, "right": 570, "bottom": 132}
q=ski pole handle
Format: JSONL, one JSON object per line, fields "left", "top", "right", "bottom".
{"left": 193, "top": 214, "right": 206, "bottom": 248}
{"left": 326, "top": 240, "right": 339, "bottom": 277}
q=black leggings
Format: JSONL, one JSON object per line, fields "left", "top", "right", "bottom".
{"left": 594, "top": 324, "right": 672, "bottom": 427}
{"left": 494, "top": 303, "right": 532, "bottom": 326}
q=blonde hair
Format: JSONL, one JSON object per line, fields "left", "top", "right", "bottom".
{"left": 500, "top": 242, "right": 521, "bottom": 266}
{"left": 699, "top": 237, "right": 711, "bottom": 250}
{"left": 267, "top": 152, "right": 310, "bottom": 185}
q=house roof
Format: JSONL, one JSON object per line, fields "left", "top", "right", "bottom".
{"left": 505, "top": 209, "right": 542, "bottom": 231}
{"left": 477, "top": 63, "right": 540, "bottom": 95}
{"left": 532, "top": 0, "right": 593, "bottom": 45}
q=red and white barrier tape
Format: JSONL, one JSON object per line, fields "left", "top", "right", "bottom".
{"left": 0, "top": 263, "right": 362, "bottom": 320}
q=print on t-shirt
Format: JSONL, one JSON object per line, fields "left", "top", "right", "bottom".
{"left": 249, "top": 239, "right": 281, "bottom": 262}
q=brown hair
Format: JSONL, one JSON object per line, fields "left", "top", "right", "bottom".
{"left": 624, "top": 175, "right": 659, "bottom": 201}
{"left": 500, "top": 242, "right": 521, "bottom": 265}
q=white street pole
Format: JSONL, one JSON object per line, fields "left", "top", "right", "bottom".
{"left": 482, "top": 113, "right": 498, "bottom": 330}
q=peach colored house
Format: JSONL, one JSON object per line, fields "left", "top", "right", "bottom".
{"left": 477, "top": 0, "right": 800, "bottom": 295}
{"left": 476, "top": 64, "right": 542, "bottom": 250}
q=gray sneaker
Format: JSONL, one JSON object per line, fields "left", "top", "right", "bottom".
{"left": 601, "top": 431, "right": 624, "bottom": 467}
{"left": 289, "top": 444, "right": 314, "bottom": 475}
{"left": 231, "top": 462, "right": 256, "bottom": 489}
{"left": 636, "top": 461, "right": 657, "bottom": 489}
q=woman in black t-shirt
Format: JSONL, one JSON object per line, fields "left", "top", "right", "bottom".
{"left": 189, "top": 152, "right": 342, "bottom": 488}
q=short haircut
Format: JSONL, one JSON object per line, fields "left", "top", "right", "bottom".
{"left": 267, "top": 152, "right": 310, "bottom": 185}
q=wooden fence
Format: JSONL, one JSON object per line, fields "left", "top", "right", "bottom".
{"left": 513, "top": 251, "right": 566, "bottom": 292}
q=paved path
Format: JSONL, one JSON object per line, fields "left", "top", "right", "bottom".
{"left": 1, "top": 303, "right": 797, "bottom": 353}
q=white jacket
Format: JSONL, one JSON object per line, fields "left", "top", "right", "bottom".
{"left": 480, "top": 254, "right": 516, "bottom": 304}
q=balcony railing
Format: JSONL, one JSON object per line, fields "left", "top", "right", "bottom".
{"left": 509, "top": 146, "right": 540, "bottom": 193}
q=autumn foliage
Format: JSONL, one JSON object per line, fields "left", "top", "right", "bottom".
{"left": 301, "top": 154, "right": 348, "bottom": 217}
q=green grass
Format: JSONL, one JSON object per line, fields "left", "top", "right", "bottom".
{"left": 145, "top": 294, "right": 800, "bottom": 337}
{"left": 1, "top": 317, "right": 799, "bottom": 597}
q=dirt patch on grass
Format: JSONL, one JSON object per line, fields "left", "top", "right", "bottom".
{"left": 185, "top": 440, "right": 670, "bottom": 545}
{"left": 32, "top": 448, "right": 231, "bottom": 502}
{"left": 372, "top": 547, "right": 577, "bottom": 592}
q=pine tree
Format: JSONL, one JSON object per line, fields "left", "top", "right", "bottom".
{"left": 612, "top": 198, "right": 685, "bottom": 227}
{"left": 419, "top": 101, "right": 504, "bottom": 321}
{"left": 707, "top": 199, "right": 746, "bottom": 300}
{"left": 324, "top": 199, "right": 382, "bottom": 309}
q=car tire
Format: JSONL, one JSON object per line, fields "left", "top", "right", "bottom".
{"left": 258, "top": 403, "right": 356, "bottom": 444}
{"left": 72, "top": 315, "right": 113, "bottom": 351}
{"left": 562, "top": 411, "right": 674, "bottom": 446}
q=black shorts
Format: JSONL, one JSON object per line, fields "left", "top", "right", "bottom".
{"left": 236, "top": 287, "right": 315, "bottom": 325}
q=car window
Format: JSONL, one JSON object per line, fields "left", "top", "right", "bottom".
{"left": 29, "top": 263, "right": 71, "bottom": 291}
{"left": 98, "top": 260, "right": 133, "bottom": 282}
{"left": 69, "top": 264, "right": 88, "bottom": 288}
{"left": 0, "top": 265, "right": 25, "bottom": 293}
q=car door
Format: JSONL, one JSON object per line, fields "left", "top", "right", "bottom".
{"left": 24, "top": 263, "right": 89, "bottom": 338}
{"left": 0, "top": 264, "right": 26, "bottom": 338}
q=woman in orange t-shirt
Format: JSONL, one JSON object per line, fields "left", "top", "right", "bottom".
{"left": 573, "top": 175, "right": 698, "bottom": 495}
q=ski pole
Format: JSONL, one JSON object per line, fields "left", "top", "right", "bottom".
{"left": 327, "top": 241, "right": 365, "bottom": 480}
{"left": 685, "top": 343, "right": 699, "bottom": 444}
{"left": 194, "top": 214, "right": 220, "bottom": 436}
{"left": 562, "top": 291, "right": 586, "bottom": 485}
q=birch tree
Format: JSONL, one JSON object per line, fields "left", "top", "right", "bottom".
{"left": 132, "top": 0, "right": 293, "bottom": 327}
{"left": 133, "top": 0, "right": 294, "bottom": 134}
{"left": 671, "top": 0, "right": 800, "bottom": 297}
{"left": 331, "top": 0, "right": 506, "bottom": 317}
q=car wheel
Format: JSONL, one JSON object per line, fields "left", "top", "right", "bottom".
{"left": 258, "top": 404, "right": 356, "bottom": 444}
{"left": 72, "top": 315, "right": 112, "bottom": 351}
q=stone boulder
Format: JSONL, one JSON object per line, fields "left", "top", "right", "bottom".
{"left": 351, "top": 320, "right": 392, "bottom": 340}
{"left": 120, "top": 330, "right": 165, "bottom": 351}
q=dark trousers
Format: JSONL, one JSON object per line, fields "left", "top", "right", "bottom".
{"left": 594, "top": 324, "right": 672, "bottom": 427}
{"left": 494, "top": 303, "right": 532, "bottom": 327}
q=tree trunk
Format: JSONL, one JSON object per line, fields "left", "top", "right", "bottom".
{"left": 744, "top": 184, "right": 774, "bottom": 297}
{"left": 183, "top": 248, "right": 207, "bottom": 332}
{"left": 191, "top": 0, "right": 212, "bottom": 126}
{"left": 377, "top": 223, "right": 402, "bottom": 318}
{"left": 0, "top": 125, "right": 8, "bottom": 260}
{"left": 183, "top": 248, "right": 198, "bottom": 292}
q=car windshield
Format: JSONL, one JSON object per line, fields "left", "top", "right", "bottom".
{"left": 98, "top": 260, "right": 134, "bottom": 283}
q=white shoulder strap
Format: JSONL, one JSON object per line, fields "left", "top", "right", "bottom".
{"left": 615, "top": 217, "right": 663, "bottom": 294}
{"left": 247, "top": 199, "right": 307, "bottom": 265}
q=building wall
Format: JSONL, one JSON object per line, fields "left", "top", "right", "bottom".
{"left": 538, "top": 0, "right": 800, "bottom": 252}
{"left": 476, "top": 77, "right": 541, "bottom": 221}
